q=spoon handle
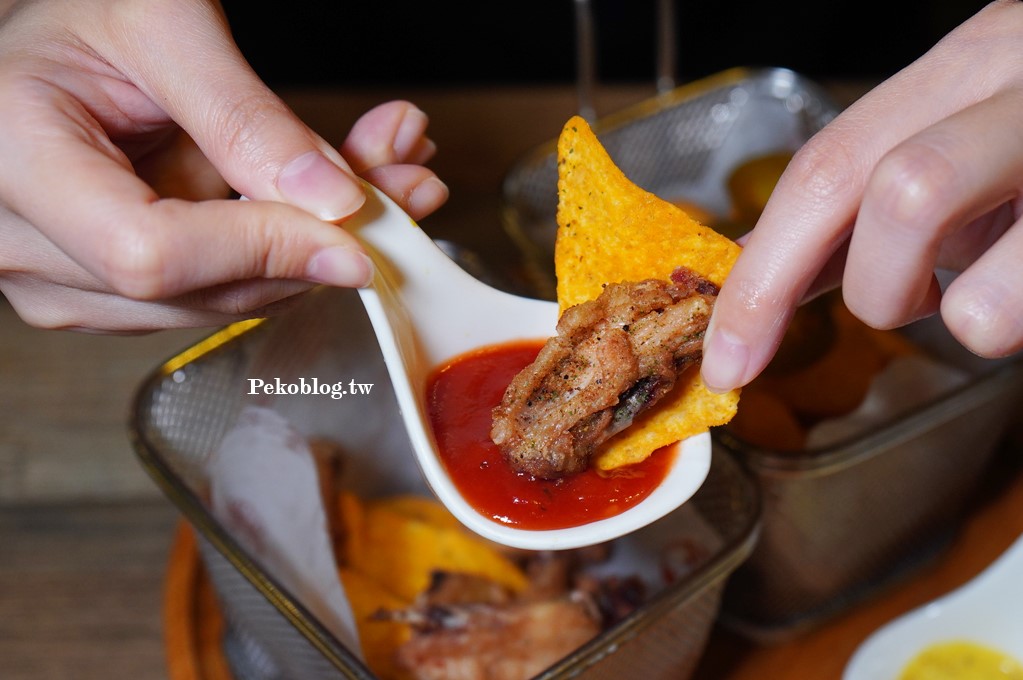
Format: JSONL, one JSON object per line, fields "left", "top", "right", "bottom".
{"left": 349, "top": 183, "right": 556, "bottom": 364}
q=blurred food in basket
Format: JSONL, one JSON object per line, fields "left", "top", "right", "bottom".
{"left": 500, "top": 68, "right": 840, "bottom": 298}
{"left": 136, "top": 282, "right": 760, "bottom": 679}
{"left": 726, "top": 151, "right": 793, "bottom": 228}
{"left": 311, "top": 436, "right": 710, "bottom": 680}
{"left": 727, "top": 294, "right": 970, "bottom": 452}
{"left": 719, "top": 312, "right": 1023, "bottom": 639}
{"left": 675, "top": 148, "right": 972, "bottom": 454}
{"left": 668, "top": 151, "right": 792, "bottom": 241}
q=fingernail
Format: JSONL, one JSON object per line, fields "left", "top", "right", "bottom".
{"left": 278, "top": 151, "right": 365, "bottom": 221}
{"left": 305, "top": 246, "right": 374, "bottom": 288}
{"left": 408, "top": 177, "right": 449, "bottom": 217}
{"left": 701, "top": 324, "right": 750, "bottom": 393}
{"left": 394, "top": 107, "right": 428, "bottom": 159}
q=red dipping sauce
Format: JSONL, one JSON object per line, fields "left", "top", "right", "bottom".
{"left": 426, "top": 340, "right": 675, "bottom": 530}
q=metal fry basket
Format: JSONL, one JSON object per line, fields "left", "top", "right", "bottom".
{"left": 131, "top": 286, "right": 760, "bottom": 679}
{"left": 716, "top": 316, "right": 1023, "bottom": 641}
{"left": 501, "top": 65, "right": 1023, "bottom": 642}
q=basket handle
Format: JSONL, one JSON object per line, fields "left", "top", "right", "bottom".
{"left": 573, "top": 0, "right": 679, "bottom": 122}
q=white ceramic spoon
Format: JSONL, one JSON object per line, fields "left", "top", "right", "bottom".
{"left": 346, "top": 182, "right": 712, "bottom": 551}
{"left": 843, "top": 529, "right": 1023, "bottom": 679}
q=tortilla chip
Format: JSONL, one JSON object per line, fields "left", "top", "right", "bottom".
{"left": 372, "top": 493, "right": 465, "bottom": 532}
{"left": 336, "top": 489, "right": 366, "bottom": 565}
{"left": 338, "top": 567, "right": 411, "bottom": 680}
{"left": 553, "top": 116, "right": 742, "bottom": 471}
{"left": 347, "top": 501, "right": 528, "bottom": 602}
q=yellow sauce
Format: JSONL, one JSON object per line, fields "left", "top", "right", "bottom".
{"left": 900, "top": 641, "right": 1023, "bottom": 680}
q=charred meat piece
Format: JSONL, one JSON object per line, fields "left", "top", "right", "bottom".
{"left": 381, "top": 594, "right": 601, "bottom": 680}
{"left": 370, "top": 545, "right": 639, "bottom": 680}
{"left": 419, "top": 571, "right": 516, "bottom": 607}
{"left": 491, "top": 266, "right": 718, "bottom": 479}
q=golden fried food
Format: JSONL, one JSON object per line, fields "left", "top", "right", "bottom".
{"left": 726, "top": 150, "right": 793, "bottom": 225}
{"left": 553, "top": 115, "right": 741, "bottom": 471}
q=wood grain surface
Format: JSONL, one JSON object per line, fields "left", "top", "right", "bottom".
{"left": 0, "top": 500, "right": 178, "bottom": 680}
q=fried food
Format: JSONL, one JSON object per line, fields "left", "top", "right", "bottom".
{"left": 342, "top": 493, "right": 528, "bottom": 602}
{"left": 726, "top": 151, "right": 793, "bottom": 226}
{"left": 385, "top": 595, "right": 602, "bottom": 680}
{"left": 329, "top": 480, "right": 650, "bottom": 680}
{"left": 372, "top": 551, "right": 639, "bottom": 680}
{"left": 728, "top": 294, "right": 926, "bottom": 451}
{"left": 338, "top": 567, "right": 411, "bottom": 680}
{"left": 492, "top": 266, "right": 719, "bottom": 479}
{"left": 501, "top": 115, "right": 741, "bottom": 473}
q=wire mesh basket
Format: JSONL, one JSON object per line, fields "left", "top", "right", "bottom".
{"left": 716, "top": 314, "right": 1023, "bottom": 641}
{"left": 501, "top": 65, "right": 1023, "bottom": 642}
{"left": 131, "top": 286, "right": 760, "bottom": 679}
{"left": 501, "top": 66, "right": 838, "bottom": 298}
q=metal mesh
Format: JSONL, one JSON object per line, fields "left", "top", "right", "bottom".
{"left": 719, "top": 356, "right": 1023, "bottom": 641}
{"left": 132, "top": 285, "right": 760, "bottom": 680}
{"left": 501, "top": 67, "right": 838, "bottom": 297}
{"left": 200, "top": 538, "right": 364, "bottom": 680}
{"left": 499, "top": 66, "right": 1023, "bottom": 642}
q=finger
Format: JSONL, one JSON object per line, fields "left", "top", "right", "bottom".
{"left": 934, "top": 201, "right": 1016, "bottom": 274}
{"left": 110, "top": 195, "right": 375, "bottom": 299}
{"left": 2, "top": 272, "right": 314, "bottom": 332}
{"left": 701, "top": 5, "right": 1023, "bottom": 393}
{"left": 133, "top": 128, "right": 231, "bottom": 201}
{"left": 700, "top": 128, "right": 867, "bottom": 393}
{"left": 169, "top": 278, "right": 315, "bottom": 317}
{"left": 341, "top": 101, "right": 438, "bottom": 173}
{"left": 83, "top": 0, "right": 365, "bottom": 221}
{"left": 360, "top": 165, "right": 449, "bottom": 221}
{"left": 0, "top": 64, "right": 375, "bottom": 300}
{"left": 3, "top": 128, "right": 372, "bottom": 302}
{"left": 1, "top": 276, "right": 209, "bottom": 331}
{"left": 843, "top": 88, "right": 1023, "bottom": 329}
{"left": 941, "top": 215, "right": 1023, "bottom": 358}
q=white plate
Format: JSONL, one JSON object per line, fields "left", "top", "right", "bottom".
{"left": 844, "top": 531, "right": 1023, "bottom": 679}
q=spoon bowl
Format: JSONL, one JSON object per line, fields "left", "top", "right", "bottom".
{"left": 349, "top": 183, "right": 711, "bottom": 551}
{"left": 843, "top": 530, "right": 1023, "bottom": 679}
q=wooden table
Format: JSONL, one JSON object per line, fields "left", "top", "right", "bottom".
{"left": 10, "top": 81, "right": 1019, "bottom": 680}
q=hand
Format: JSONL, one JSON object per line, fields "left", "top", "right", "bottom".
{"left": 702, "top": 0, "right": 1023, "bottom": 392}
{"left": 0, "top": 0, "right": 448, "bottom": 333}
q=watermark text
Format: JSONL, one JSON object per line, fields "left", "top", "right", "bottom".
{"left": 247, "top": 378, "right": 373, "bottom": 400}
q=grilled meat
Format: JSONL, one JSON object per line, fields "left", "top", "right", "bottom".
{"left": 491, "top": 266, "right": 718, "bottom": 479}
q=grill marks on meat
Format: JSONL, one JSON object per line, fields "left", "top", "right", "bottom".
{"left": 385, "top": 594, "right": 601, "bottom": 680}
{"left": 491, "top": 266, "right": 718, "bottom": 479}
{"left": 374, "top": 549, "right": 642, "bottom": 680}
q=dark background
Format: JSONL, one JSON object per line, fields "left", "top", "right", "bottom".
{"left": 221, "top": 1, "right": 989, "bottom": 88}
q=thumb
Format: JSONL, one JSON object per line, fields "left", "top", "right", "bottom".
{"left": 97, "top": 2, "right": 365, "bottom": 221}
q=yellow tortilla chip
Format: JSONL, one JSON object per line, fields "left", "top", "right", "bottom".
{"left": 335, "top": 492, "right": 527, "bottom": 678}
{"left": 553, "top": 115, "right": 742, "bottom": 471}
{"left": 371, "top": 493, "right": 465, "bottom": 532}
{"left": 347, "top": 500, "right": 528, "bottom": 602}
{"left": 338, "top": 567, "right": 411, "bottom": 680}
{"left": 335, "top": 489, "right": 366, "bottom": 565}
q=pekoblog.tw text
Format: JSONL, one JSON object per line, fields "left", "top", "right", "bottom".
{"left": 247, "top": 378, "right": 373, "bottom": 400}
